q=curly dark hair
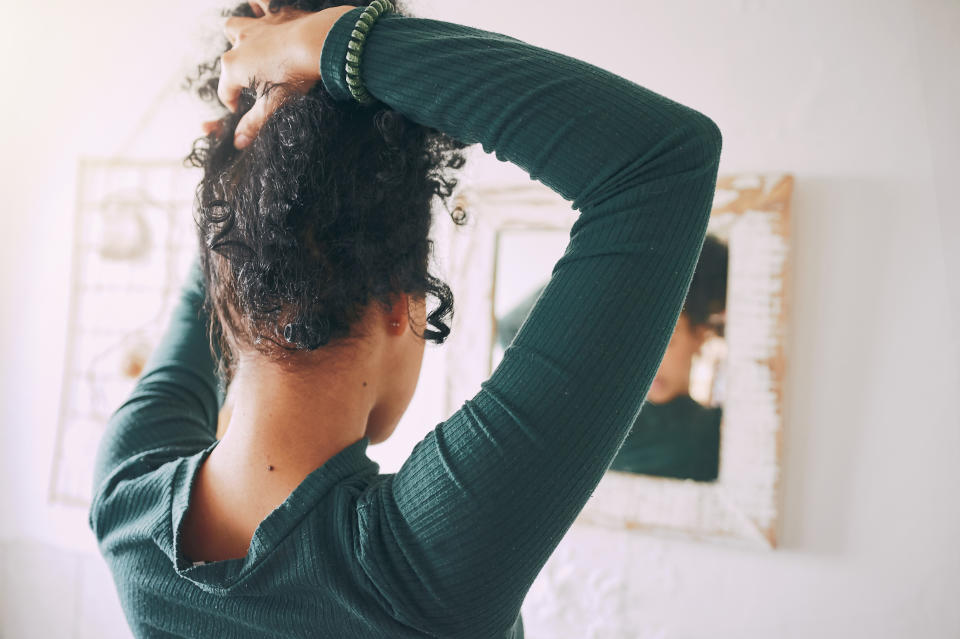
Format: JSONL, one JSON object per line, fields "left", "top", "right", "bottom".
{"left": 681, "top": 233, "right": 728, "bottom": 336}
{"left": 184, "top": 0, "right": 470, "bottom": 385}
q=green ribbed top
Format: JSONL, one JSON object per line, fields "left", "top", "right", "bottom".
{"left": 89, "top": 7, "right": 721, "bottom": 638}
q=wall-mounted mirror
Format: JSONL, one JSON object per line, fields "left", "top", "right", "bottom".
{"left": 441, "top": 173, "right": 793, "bottom": 548}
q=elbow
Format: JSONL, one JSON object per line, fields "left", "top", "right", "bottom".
{"left": 629, "top": 114, "right": 722, "bottom": 199}
{"left": 684, "top": 113, "right": 723, "bottom": 167}
{"left": 700, "top": 114, "right": 723, "bottom": 164}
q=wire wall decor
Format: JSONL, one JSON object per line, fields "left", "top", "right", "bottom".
{"left": 50, "top": 158, "right": 200, "bottom": 507}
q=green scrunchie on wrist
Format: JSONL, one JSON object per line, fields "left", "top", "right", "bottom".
{"left": 345, "top": 0, "right": 395, "bottom": 105}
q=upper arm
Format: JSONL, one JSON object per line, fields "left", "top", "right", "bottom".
{"left": 353, "top": 143, "right": 721, "bottom": 637}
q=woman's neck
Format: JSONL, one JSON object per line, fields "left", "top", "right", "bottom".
{"left": 212, "top": 350, "right": 380, "bottom": 490}
{"left": 183, "top": 351, "right": 385, "bottom": 562}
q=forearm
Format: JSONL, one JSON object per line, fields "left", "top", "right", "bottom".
{"left": 320, "top": 7, "right": 721, "bottom": 206}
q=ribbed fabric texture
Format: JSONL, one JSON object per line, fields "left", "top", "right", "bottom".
{"left": 89, "top": 7, "right": 722, "bottom": 639}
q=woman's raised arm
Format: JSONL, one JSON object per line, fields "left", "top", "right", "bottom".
{"left": 312, "top": 6, "right": 722, "bottom": 638}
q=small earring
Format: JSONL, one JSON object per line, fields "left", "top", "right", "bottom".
{"left": 390, "top": 320, "right": 400, "bottom": 328}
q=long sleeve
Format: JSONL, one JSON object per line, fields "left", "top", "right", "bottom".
{"left": 320, "top": 8, "right": 722, "bottom": 638}
{"left": 497, "top": 282, "right": 548, "bottom": 349}
{"left": 89, "top": 259, "right": 220, "bottom": 513}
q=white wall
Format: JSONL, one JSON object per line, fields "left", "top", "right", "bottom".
{"left": 1, "top": 0, "right": 957, "bottom": 637}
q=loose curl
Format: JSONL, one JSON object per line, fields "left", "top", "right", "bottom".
{"left": 184, "top": 0, "right": 469, "bottom": 385}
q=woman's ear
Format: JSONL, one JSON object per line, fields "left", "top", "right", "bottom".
{"left": 383, "top": 293, "right": 409, "bottom": 335}
{"left": 407, "top": 293, "right": 428, "bottom": 331}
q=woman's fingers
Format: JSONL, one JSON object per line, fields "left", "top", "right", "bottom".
{"left": 216, "top": 7, "right": 338, "bottom": 137}
{"left": 201, "top": 120, "right": 224, "bottom": 137}
{"left": 223, "top": 16, "right": 255, "bottom": 46}
{"left": 219, "top": 17, "right": 259, "bottom": 111}
{"left": 234, "top": 90, "right": 288, "bottom": 149}
{"left": 247, "top": 0, "right": 269, "bottom": 17}
{"left": 217, "top": 48, "right": 244, "bottom": 112}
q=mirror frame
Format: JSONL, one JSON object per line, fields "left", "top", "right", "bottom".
{"left": 440, "top": 173, "right": 794, "bottom": 549}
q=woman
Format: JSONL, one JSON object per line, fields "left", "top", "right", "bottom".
{"left": 89, "top": 1, "right": 722, "bottom": 637}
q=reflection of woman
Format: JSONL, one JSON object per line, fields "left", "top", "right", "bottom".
{"left": 499, "top": 235, "right": 728, "bottom": 482}
{"left": 89, "top": 1, "right": 722, "bottom": 637}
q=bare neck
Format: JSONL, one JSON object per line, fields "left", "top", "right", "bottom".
{"left": 211, "top": 346, "right": 381, "bottom": 493}
{"left": 182, "top": 344, "right": 387, "bottom": 563}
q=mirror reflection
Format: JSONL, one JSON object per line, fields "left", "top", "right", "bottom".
{"left": 493, "top": 228, "right": 729, "bottom": 482}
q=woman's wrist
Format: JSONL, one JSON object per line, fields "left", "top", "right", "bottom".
{"left": 299, "top": 6, "right": 358, "bottom": 85}
{"left": 344, "top": 0, "right": 396, "bottom": 105}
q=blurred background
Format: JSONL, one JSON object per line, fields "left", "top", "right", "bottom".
{"left": 1, "top": 0, "right": 958, "bottom": 637}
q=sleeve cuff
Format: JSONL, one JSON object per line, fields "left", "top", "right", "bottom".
{"left": 320, "top": 6, "right": 367, "bottom": 103}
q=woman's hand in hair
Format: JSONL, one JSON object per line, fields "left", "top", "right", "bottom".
{"left": 218, "top": 4, "right": 356, "bottom": 149}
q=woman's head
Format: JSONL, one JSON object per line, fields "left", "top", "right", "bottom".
{"left": 680, "top": 233, "right": 729, "bottom": 337}
{"left": 185, "top": 0, "right": 469, "bottom": 387}
{"left": 648, "top": 233, "right": 729, "bottom": 403}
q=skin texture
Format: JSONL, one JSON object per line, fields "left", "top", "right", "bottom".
{"left": 214, "top": 2, "right": 356, "bottom": 147}
{"left": 184, "top": 294, "right": 428, "bottom": 562}
{"left": 183, "top": 2, "right": 431, "bottom": 562}
{"left": 647, "top": 312, "right": 710, "bottom": 404}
